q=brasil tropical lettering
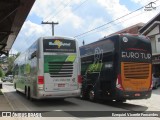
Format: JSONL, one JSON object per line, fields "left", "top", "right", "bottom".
{"left": 49, "top": 40, "right": 71, "bottom": 48}
{"left": 122, "top": 52, "right": 151, "bottom": 59}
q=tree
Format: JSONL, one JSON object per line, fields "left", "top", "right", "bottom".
{"left": 6, "top": 52, "right": 20, "bottom": 75}
{"left": 0, "top": 68, "right": 4, "bottom": 77}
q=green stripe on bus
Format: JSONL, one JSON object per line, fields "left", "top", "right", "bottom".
{"left": 87, "top": 63, "right": 103, "bottom": 73}
{"left": 65, "top": 55, "right": 76, "bottom": 62}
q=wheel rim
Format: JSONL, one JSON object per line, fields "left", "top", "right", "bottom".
{"left": 80, "top": 91, "right": 83, "bottom": 98}
{"left": 89, "top": 90, "right": 95, "bottom": 100}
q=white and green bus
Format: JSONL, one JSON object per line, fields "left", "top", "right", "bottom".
{"left": 13, "top": 36, "right": 81, "bottom": 100}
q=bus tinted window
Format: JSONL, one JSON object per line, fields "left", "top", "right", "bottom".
{"left": 80, "top": 39, "right": 114, "bottom": 57}
{"left": 120, "top": 35, "right": 152, "bottom": 63}
{"left": 43, "top": 39, "right": 76, "bottom": 53}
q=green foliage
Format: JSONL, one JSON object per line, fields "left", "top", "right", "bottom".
{"left": 6, "top": 52, "right": 20, "bottom": 75}
{"left": 0, "top": 68, "right": 4, "bottom": 77}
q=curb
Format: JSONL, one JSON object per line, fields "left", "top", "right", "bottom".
{"left": 0, "top": 88, "right": 15, "bottom": 111}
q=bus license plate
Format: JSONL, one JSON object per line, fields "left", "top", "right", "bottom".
{"left": 135, "top": 93, "right": 140, "bottom": 96}
{"left": 58, "top": 84, "right": 65, "bottom": 87}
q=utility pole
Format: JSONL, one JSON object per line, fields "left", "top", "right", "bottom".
{"left": 41, "top": 21, "right": 59, "bottom": 36}
{"left": 83, "top": 40, "right": 85, "bottom": 46}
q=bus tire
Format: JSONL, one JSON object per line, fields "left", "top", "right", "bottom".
{"left": 14, "top": 84, "right": 16, "bottom": 89}
{"left": 28, "top": 87, "right": 34, "bottom": 101}
{"left": 14, "top": 84, "right": 18, "bottom": 92}
{"left": 88, "top": 88, "right": 96, "bottom": 102}
{"left": 25, "top": 86, "right": 27, "bottom": 97}
{"left": 80, "top": 89, "right": 87, "bottom": 100}
{"left": 155, "top": 83, "right": 158, "bottom": 89}
{"left": 27, "top": 87, "right": 30, "bottom": 99}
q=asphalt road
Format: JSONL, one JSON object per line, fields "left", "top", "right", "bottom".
{"left": 1, "top": 82, "right": 160, "bottom": 120}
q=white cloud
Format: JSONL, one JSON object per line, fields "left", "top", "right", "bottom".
{"left": 87, "top": 18, "right": 106, "bottom": 30}
{"left": 97, "top": 0, "right": 130, "bottom": 19}
{"left": 12, "top": 0, "right": 160, "bottom": 52}
{"left": 56, "top": 7, "right": 84, "bottom": 29}
{"left": 131, "top": 0, "right": 155, "bottom": 6}
{"left": 97, "top": 0, "right": 160, "bottom": 30}
{"left": 9, "top": 48, "right": 18, "bottom": 55}
{"left": 23, "top": 20, "right": 45, "bottom": 37}
{"left": 31, "top": 0, "right": 84, "bottom": 29}
{"left": 12, "top": 20, "right": 51, "bottom": 52}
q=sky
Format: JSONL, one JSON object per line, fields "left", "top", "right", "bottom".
{"left": 10, "top": 0, "right": 160, "bottom": 54}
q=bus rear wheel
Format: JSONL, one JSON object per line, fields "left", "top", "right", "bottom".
{"left": 14, "top": 84, "right": 18, "bottom": 92}
{"left": 27, "top": 87, "right": 34, "bottom": 101}
{"left": 154, "top": 82, "right": 158, "bottom": 89}
{"left": 80, "top": 89, "right": 87, "bottom": 100}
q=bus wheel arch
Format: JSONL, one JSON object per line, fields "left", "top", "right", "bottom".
{"left": 14, "top": 83, "right": 16, "bottom": 89}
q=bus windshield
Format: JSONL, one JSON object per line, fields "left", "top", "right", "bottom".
{"left": 43, "top": 39, "right": 76, "bottom": 53}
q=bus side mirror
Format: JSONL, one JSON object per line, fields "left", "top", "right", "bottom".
{"left": 31, "top": 51, "right": 36, "bottom": 59}
{"left": 105, "top": 62, "right": 113, "bottom": 70}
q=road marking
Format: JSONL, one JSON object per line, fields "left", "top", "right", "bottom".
{"left": 2, "top": 83, "right": 31, "bottom": 111}
{"left": 1, "top": 88, "right": 14, "bottom": 111}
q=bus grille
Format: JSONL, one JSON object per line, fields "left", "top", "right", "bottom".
{"left": 123, "top": 62, "right": 149, "bottom": 79}
{"left": 48, "top": 62, "right": 73, "bottom": 77}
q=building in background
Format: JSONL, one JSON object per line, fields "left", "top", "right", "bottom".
{"left": 139, "top": 12, "right": 160, "bottom": 75}
{"left": 109, "top": 22, "right": 144, "bottom": 36}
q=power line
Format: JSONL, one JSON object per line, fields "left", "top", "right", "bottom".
{"left": 45, "top": 0, "right": 73, "bottom": 22}
{"left": 43, "top": 0, "right": 65, "bottom": 21}
{"left": 58, "top": 0, "right": 90, "bottom": 22}
{"left": 17, "top": 0, "right": 87, "bottom": 49}
{"left": 77, "top": 3, "right": 160, "bottom": 40}
{"left": 74, "top": 0, "right": 159, "bottom": 38}
{"left": 77, "top": 10, "right": 145, "bottom": 39}
{"left": 11, "top": 0, "right": 159, "bottom": 52}
{"left": 41, "top": 21, "right": 59, "bottom": 36}
{"left": 43, "top": 0, "right": 90, "bottom": 38}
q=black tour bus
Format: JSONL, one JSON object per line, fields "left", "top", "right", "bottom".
{"left": 80, "top": 33, "right": 152, "bottom": 102}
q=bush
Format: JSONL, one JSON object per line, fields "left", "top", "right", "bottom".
{"left": 0, "top": 68, "right": 4, "bottom": 78}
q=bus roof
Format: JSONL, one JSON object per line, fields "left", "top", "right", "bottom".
{"left": 79, "top": 34, "right": 119, "bottom": 48}
{"left": 39, "top": 36, "right": 76, "bottom": 41}
{"left": 80, "top": 33, "right": 148, "bottom": 48}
